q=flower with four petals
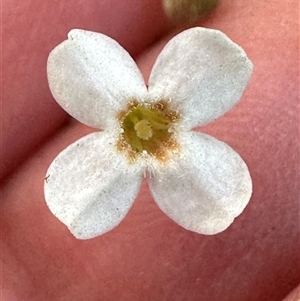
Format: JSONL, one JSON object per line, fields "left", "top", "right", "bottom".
{"left": 45, "top": 27, "right": 253, "bottom": 239}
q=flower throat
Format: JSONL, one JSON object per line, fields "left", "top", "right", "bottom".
{"left": 117, "top": 101, "right": 180, "bottom": 161}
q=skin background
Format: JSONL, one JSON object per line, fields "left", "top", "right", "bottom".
{"left": 1, "top": 0, "right": 299, "bottom": 300}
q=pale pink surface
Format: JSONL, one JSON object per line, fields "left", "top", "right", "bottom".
{"left": 1, "top": 0, "right": 299, "bottom": 301}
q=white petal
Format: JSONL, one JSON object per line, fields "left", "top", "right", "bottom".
{"left": 44, "top": 132, "right": 143, "bottom": 239}
{"left": 47, "top": 29, "right": 147, "bottom": 130}
{"left": 148, "top": 27, "right": 253, "bottom": 129}
{"left": 148, "top": 131, "right": 252, "bottom": 235}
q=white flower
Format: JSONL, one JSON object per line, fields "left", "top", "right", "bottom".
{"left": 45, "top": 27, "right": 253, "bottom": 240}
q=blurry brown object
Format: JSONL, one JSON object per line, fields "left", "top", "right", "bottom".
{"left": 163, "top": 0, "right": 220, "bottom": 24}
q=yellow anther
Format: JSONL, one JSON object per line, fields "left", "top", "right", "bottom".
{"left": 134, "top": 120, "right": 153, "bottom": 140}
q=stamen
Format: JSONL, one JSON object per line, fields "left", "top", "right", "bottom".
{"left": 134, "top": 120, "right": 153, "bottom": 140}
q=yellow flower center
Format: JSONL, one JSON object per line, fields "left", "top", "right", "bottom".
{"left": 117, "top": 100, "right": 180, "bottom": 162}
